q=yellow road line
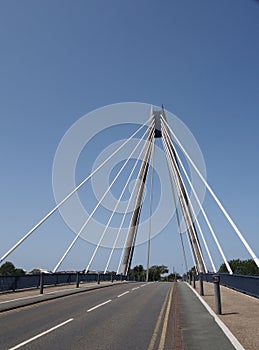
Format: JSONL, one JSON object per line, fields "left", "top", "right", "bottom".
{"left": 147, "top": 287, "right": 170, "bottom": 350}
{"left": 158, "top": 285, "right": 173, "bottom": 350}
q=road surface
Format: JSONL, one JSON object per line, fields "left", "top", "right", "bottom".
{"left": 0, "top": 282, "right": 174, "bottom": 350}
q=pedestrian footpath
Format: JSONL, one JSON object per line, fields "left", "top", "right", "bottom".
{"left": 194, "top": 281, "right": 259, "bottom": 350}
{"left": 176, "top": 282, "right": 244, "bottom": 350}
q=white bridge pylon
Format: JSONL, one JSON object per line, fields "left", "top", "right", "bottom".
{"left": 1, "top": 107, "right": 258, "bottom": 274}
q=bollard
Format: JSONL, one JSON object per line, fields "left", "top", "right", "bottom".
{"left": 199, "top": 273, "right": 204, "bottom": 296}
{"left": 97, "top": 273, "right": 100, "bottom": 284}
{"left": 40, "top": 272, "right": 44, "bottom": 294}
{"left": 213, "top": 275, "right": 222, "bottom": 314}
{"left": 76, "top": 272, "right": 80, "bottom": 288}
{"left": 120, "top": 274, "right": 123, "bottom": 282}
{"left": 193, "top": 275, "right": 196, "bottom": 289}
{"left": 189, "top": 272, "right": 192, "bottom": 285}
{"left": 111, "top": 273, "right": 114, "bottom": 283}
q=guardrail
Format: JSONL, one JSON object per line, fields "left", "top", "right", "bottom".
{"left": 193, "top": 273, "right": 259, "bottom": 298}
{"left": 0, "top": 272, "right": 129, "bottom": 293}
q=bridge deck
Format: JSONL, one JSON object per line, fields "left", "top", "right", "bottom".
{"left": 0, "top": 281, "right": 258, "bottom": 349}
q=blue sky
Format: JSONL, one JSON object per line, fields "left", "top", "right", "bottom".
{"left": 0, "top": 0, "right": 259, "bottom": 274}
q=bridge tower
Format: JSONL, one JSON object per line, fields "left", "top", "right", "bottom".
{"left": 121, "top": 107, "right": 206, "bottom": 275}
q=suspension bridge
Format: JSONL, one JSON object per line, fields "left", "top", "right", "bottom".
{"left": 0, "top": 106, "right": 258, "bottom": 274}
{"left": 1, "top": 106, "right": 258, "bottom": 350}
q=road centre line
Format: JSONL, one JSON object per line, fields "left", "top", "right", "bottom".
{"left": 87, "top": 299, "right": 112, "bottom": 312}
{"left": 158, "top": 285, "right": 173, "bottom": 349}
{"left": 117, "top": 291, "right": 129, "bottom": 298}
{"left": 8, "top": 318, "right": 74, "bottom": 350}
{"left": 147, "top": 288, "right": 170, "bottom": 350}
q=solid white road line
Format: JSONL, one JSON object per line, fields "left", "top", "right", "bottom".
{"left": 0, "top": 288, "right": 81, "bottom": 305}
{"left": 87, "top": 299, "right": 112, "bottom": 312}
{"left": 132, "top": 287, "right": 139, "bottom": 290}
{"left": 117, "top": 291, "right": 129, "bottom": 298}
{"left": 9, "top": 318, "right": 74, "bottom": 350}
{"left": 0, "top": 287, "right": 86, "bottom": 305}
{"left": 186, "top": 283, "right": 245, "bottom": 350}
{"left": 0, "top": 295, "right": 42, "bottom": 304}
{"left": 140, "top": 284, "right": 146, "bottom": 287}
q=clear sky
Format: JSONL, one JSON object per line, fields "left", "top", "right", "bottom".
{"left": 0, "top": 0, "right": 258, "bottom": 274}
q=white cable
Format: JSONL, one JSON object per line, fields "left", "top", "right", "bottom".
{"left": 85, "top": 124, "right": 154, "bottom": 273}
{"left": 146, "top": 139, "right": 155, "bottom": 282}
{"left": 124, "top": 133, "right": 155, "bottom": 275}
{"left": 53, "top": 122, "right": 154, "bottom": 272}
{"left": 103, "top": 129, "right": 153, "bottom": 273}
{"left": 163, "top": 138, "right": 189, "bottom": 272}
{"left": 125, "top": 132, "right": 155, "bottom": 275}
{"left": 161, "top": 115, "right": 259, "bottom": 268}
{"left": 116, "top": 130, "right": 155, "bottom": 274}
{"left": 161, "top": 130, "right": 207, "bottom": 272}
{"left": 162, "top": 122, "right": 217, "bottom": 272}
{"left": 0, "top": 120, "right": 151, "bottom": 264}
{"left": 162, "top": 120, "right": 231, "bottom": 273}
{"left": 162, "top": 136, "right": 197, "bottom": 272}
{"left": 125, "top": 201, "right": 143, "bottom": 276}
{"left": 163, "top": 126, "right": 216, "bottom": 272}
{"left": 124, "top": 130, "right": 155, "bottom": 275}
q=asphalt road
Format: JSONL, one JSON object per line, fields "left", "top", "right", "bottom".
{"left": 0, "top": 282, "right": 174, "bottom": 350}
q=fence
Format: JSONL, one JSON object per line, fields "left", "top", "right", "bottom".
{"left": 194, "top": 273, "right": 259, "bottom": 298}
{"left": 0, "top": 272, "right": 128, "bottom": 293}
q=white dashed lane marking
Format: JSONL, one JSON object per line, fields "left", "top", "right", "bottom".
{"left": 87, "top": 300, "right": 112, "bottom": 312}
{"left": 117, "top": 291, "right": 130, "bottom": 298}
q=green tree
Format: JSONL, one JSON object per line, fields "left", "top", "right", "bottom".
{"left": 129, "top": 264, "right": 145, "bottom": 281}
{"left": 0, "top": 261, "right": 16, "bottom": 275}
{"left": 15, "top": 268, "right": 26, "bottom": 275}
{"left": 148, "top": 265, "right": 169, "bottom": 281}
{"left": 219, "top": 259, "right": 259, "bottom": 276}
{"left": 129, "top": 264, "right": 172, "bottom": 282}
{"left": 167, "top": 272, "right": 182, "bottom": 281}
{"left": 0, "top": 261, "right": 26, "bottom": 276}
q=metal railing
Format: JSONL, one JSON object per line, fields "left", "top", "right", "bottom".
{"left": 0, "top": 272, "right": 129, "bottom": 293}
{"left": 192, "top": 273, "right": 259, "bottom": 298}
